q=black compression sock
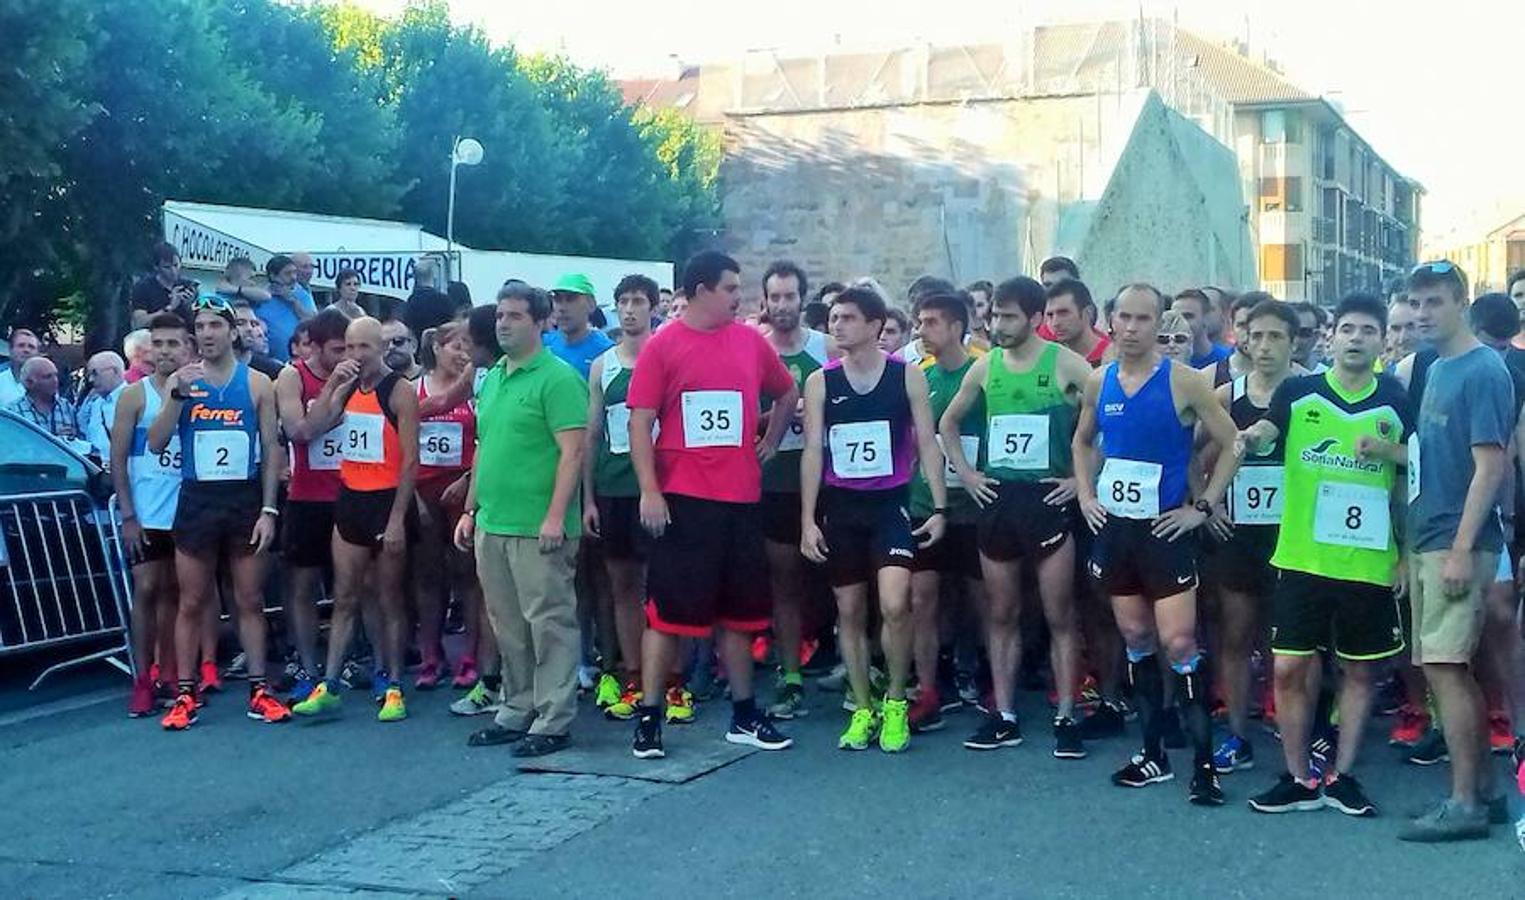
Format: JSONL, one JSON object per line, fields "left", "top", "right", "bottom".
{"left": 482, "top": 673, "right": 502, "bottom": 692}
{"left": 249, "top": 678, "right": 267, "bottom": 696}
{"left": 1175, "top": 668, "right": 1213, "bottom": 767}
{"left": 177, "top": 679, "right": 196, "bottom": 697}
{"left": 638, "top": 703, "right": 662, "bottom": 724}
{"left": 733, "top": 696, "right": 758, "bottom": 723}
{"left": 1127, "top": 654, "right": 1165, "bottom": 760}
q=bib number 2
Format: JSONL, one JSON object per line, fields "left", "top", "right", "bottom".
{"left": 193, "top": 431, "right": 250, "bottom": 481}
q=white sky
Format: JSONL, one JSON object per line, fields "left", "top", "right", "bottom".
{"left": 347, "top": 0, "right": 1524, "bottom": 243}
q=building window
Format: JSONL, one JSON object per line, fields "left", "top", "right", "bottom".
{"left": 1261, "top": 110, "right": 1285, "bottom": 143}
{"left": 1258, "top": 176, "right": 1303, "bottom": 212}
{"left": 1261, "top": 243, "right": 1304, "bottom": 282}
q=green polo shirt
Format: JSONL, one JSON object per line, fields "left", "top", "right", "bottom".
{"left": 474, "top": 348, "right": 589, "bottom": 538}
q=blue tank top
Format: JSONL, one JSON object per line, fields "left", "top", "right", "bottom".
{"left": 822, "top": 355, "right": 916, "bottom": 491}
{"left": 1095, "top": 357, "right": 1192, "bottom": 515}
{"left": 127, "top": 378, "right": 182, "bottom": 529}
{"left": 177, "top": 363, "right": 260, "bottom": 483}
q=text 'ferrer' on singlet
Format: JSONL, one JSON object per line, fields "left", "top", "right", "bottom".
{"left": 822, "top": 354, "right": 916, "bottom": 492}
{"left": 1095, "top": 357, "right": 1192, "bottom": 518}
{"left": 177, "top": 362, "right": 260, "bottom": 483}
{"left": 340, "top": 372, "right": 403, "bottom": 492}
{"left": 761, "top": 329, "right": 830, "bottom": 493}
{"left": 128, "top": 379, "right": 182, "bottom": 529}
{"left": 981, "top": 342, "right": 1074, "bottom": 483}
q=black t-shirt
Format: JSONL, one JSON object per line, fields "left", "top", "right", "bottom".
{"left": 401, "top": 287, "right": 455, "bottom": 338}
{"left": 246, "top": 353, "right": 284, "bottom": 381}
{"left": 130, "top": 276, "right": 196, "bottom": 326}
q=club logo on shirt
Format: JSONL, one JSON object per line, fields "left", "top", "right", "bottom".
{"left": 188, "top": 404, "right": 245, "bottom": 425}
{"left": 1299, "top": 437, "right": 1380, "bottom": 474}
{"left": 1037, "top": 375, "right": 1051, "bottom": 387}
{"left": 1377, "top": 420, "right": 1392, "bottom": 437}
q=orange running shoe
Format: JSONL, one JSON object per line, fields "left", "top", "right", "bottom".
{"left": 1388, "top": 703, "right": 1429, "bottom": 748}
{"left": 161, "top": 693, "right": 198, "bottom": 730}
{"left": 751, "top": 635, "right": 771, "bottom": 665}
{"left": 198, "top": 659, "right": 222, "bottom": 694}
{"left": 1489, "top": 710, "right": 1513, "bottom": 755}
{"left": 247, "top": 686, "right": 292, "bottom": 723}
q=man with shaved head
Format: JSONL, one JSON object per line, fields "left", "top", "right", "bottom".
{"left": 77, "top": 350, "right": 127, "bottom": 461}
{"left": 7, "top": 356, "right": 80, "bottom": 443}
{"left": 293, "top": 316, "right": 420, "bottom": 723}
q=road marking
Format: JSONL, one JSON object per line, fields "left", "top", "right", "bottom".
{"left": 0, "top": 688, "right": 122, "bottom": 729}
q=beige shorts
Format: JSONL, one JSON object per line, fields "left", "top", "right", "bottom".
{"left": 1407, "top": 549, "right": 1492, "bottom": 665}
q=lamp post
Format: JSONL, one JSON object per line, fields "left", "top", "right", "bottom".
{"left": 446, "top": 136, "right": 484, "bottom": 269}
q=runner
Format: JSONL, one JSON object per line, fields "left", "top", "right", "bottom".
{"left": 1237, "top": 293, "right": 1410, "bottom": 818}
{"left": 112, "top": 313, "right": 192, "bottom": 716}
{"left": 626, "top": 251, "right": 799, "bottom": 759}
{"left": 965, "top": 280, "right": 994, "bottom": 349}
{"left": 1042, "top": 279, "right": 1111, "bottom": 366}
{"left": 940, "top": 276, "right": 1092, "bottom": 758}
{"left": 756, "top": 261, "right": 836, "bottom": 720}
{"left": 293, "top": 317, "right": 420, "bottom": 723}
{"left": 272, "top": 308, "right": 351, "bottom": 702}
{"left": 150, "top": 295, "right": 290, "bottom": 729}
{"left": 1205, "top": 300, "right": 1299, "bottom": 775}
{"left": 584, "top": 275, "right": 662, "bottom": 720}
{"left": 905, "top": 292, "right": 984, "bottom": 733}
{"left": 1071, "top": 284, "right": 1242, "bottom": 804}
{"left": 799, "top": 286, "right": 947, "bottom": 752}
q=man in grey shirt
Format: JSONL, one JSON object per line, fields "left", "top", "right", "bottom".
{"left": 1402, "top": 261, "right": 1515, "bottom": 842}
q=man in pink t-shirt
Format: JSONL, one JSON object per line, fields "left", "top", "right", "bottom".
{"left": 625, "top": 251, "right": 799, "bottom": 760}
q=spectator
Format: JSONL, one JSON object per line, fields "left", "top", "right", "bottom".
{"left": 1507, "top": 268, "right": 1525, "bottom": 351}
{"left": 802, "top": 300, "right": 830, "bottom": 332}
{"left": 658, "top": 287, "right": 674, "bottom": 318}
{"left": 7, "top": 357, "right": 80, "bottom": 444}
{"left": 1171, "top": 288, "right": 1231, "bottom": 368}
{"left": 447, "top": 281, "right": 474, "bottom": 317}
{"left": 402, "top": 258, "right": 456, "bottom": 339}
{"left": 254, "top": 254, "right": 315, "bottom": 363}
{"left": 965, "top": 279, "right": 994, "bottom": 346}
{"left": 0, "top": 327, "right": 42, "bottom": 406}
{"left": 879, "top": 307, "right": 911, "bottom": 353}
{"left": 544, "top": 273, "right": 614, "bottom": 380}
{"left": 122, "top": 329, "right": 154, "bottom": 384}
{"left": 232, "top": 299, "right": 285, "bottom": 379}
{"left": 75, "top": 351, "right": 126, "bottom": 462}
{"left": 129, "top": 242, "right": 196, "bottom": 328}
{"left": 331, "top": 268, "right": 367, "bottom": 319}
{"left": 290, "top": 252, "right": 317, "bottom": 309}
{"left": 816, "top": 281, "right": 847, "bottom": 307}
{"left": 1038, "top": 255, "right": 1080, "bottom": 288}
{"left": 383, "top": 318, "right": 423, "bottom": 379}
{"left": 216, "top": 256, "right": 271, "bottom": 305}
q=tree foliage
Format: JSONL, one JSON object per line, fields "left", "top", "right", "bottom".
{"left": 3, "top": 0, "right": 719, "bottom": 344}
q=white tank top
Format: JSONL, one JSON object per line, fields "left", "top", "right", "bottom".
{"left": 126, "top": 379, "right": 182, "bottom": 530}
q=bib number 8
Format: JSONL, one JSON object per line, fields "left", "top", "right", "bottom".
{"left": 1345, "top": 505, "right": 1362, "bottom": 531}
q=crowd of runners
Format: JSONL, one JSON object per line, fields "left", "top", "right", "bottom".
{"left": 74, "top": 242, "right": 1525, "bottom": 846}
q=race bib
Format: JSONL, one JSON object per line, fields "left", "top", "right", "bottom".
{"left": 148, "top": 435, "right": 182, "bottom": 479}
{"left": 936, "top": 434, "right": 980, "bottom": 481}
{"left": 342, "top": 412, "right": 385, "bottom": 464}
{"left": 1230, "top": 465, "right": 1284, "bottom": 525}
{"left": 778, "top": 416, "right": 806, "bottom": 452}
{"left": 1406, "top": 434, "right": 1421, "bottom": 505}
{"left": 419, "top": 421, "right": 463, "bottom": 467}
{"left": 306, "top": 425, "right": 344, "bottom": 471}
{"left": 1098, "top": 458, "right": 1161, "bottom": 519}
{"left": 680, "top": 390, "right": 743, "bottom": 448}
{"left": 987, "top": 414, "right": 1049, "bottom": 470}
{"left": 606, "top": 402, "right": 632, "bottom": 455}
{"left": 829, "top": 420, "right": 894, "bottom": 479}
{"left": 193, "top": 431, "right": 249, "bottom": 481}
{"left": 1313, "top": 481, "right": 1390, "bottom": 550}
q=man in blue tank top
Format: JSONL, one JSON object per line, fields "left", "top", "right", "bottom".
{"left": 800, "top": 286, "right": 948, "bottom": 754}
{"left": 1072, "top": 284, "right": 1243, "bottom": 805}
{"left": 148, "top": 295, "right": 290, "bottom": 730}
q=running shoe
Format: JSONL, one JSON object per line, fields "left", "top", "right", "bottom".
{"left": 452, "top": 657, "right": 479, "bottom": 690}
{"left": 1213, "top": 734, "right": 1255, "bottom": 773}
{"left": 633, "top": 717, "right": 665, "bottom": 759}
{"left": 576, "top": 664, "right": 598, "bottom": 691}
{"left": 1248, "top": 773, "right": 1323, "bottom": 813}
{"left": 338, "top": 659, "right": 370, "bottom": 691}
{"left": 1078, "top": 674, "right": 1103, "bottom": 709}
{"left": 1079, "top": 701, "right": 1127, "bottom": 740}
{"left": 377, "top": 686, "right": 407, "bottom": 722}
{"left": 798, "top": 638, "right": 819, "bottom": 669}
{"left": 288, "top": 671, "right": 318, "bottom": 705}
{"left": 1209, "top": 698, "right": 1229, "bottom": 721}
{"left": 839, "top": 707, "right": 879, "bottom": 750}
{"left": 293, "top": 681, "right": 342, "bottom": 717}
{"left": 1407, "top": 728, "right": 1449, "bottom": 766}
{"left": 198, "top": 659, "right": 222, "bottom": 694}
{"left": 149, "top": 662, "right": 161, "bottom": 683}
{"left": 751, "top": 634, "right": 772, "bottom": 665}
{"left": 223, "top": 652, "right": 248, "bottom": 681}
{"left": 1309, "top": 732, "right": 1337, "bottom": 774}
{"left": 818, "top": 662, "right": 849, "bottom": 693}
{"left": 372, "top": 669, "right": 391, "bottom": 705}
{"left": 605, "top": 684, "right": 642, "bottom": 721}
{"left": 727, "top": 716, "right": 793, "bottom": 750}
{"left": 1489, "top": 711, "right": 1513, "bottom": 755}
{"left": 594, "top": 672, "right": 621, "bottom": 709}
{"left": 964, "top": 714, "right": 1023, "bottom": 751}
{"left": 664, "top": 686, "right": 695, "bottom": 725}
{"left": 1112, "top": 753, "right": 1173, "bottom": 787}
{"left": 160, "top": 692, "right": 197, "bottom": 730}
{"left": 954, "top": 671, "right": 979, "bottom": 707}
{"left": 1322, "top": 772, "right": 1376, "bottom": 817}
{"left": 879, "top": 698, "right": 911, "bottom": 753}
{"left": 1388, "top": 703, "right": 1429, "bottom": 748}
{"left": 1053, "top": 716, "right": 1086, "bottom": 759}
{"left": 768, "top": 681, "right": 807, "bottom": 720}
{"left": 129, "top": 677, "right": 155, "bottom": 718}
{"left": 450, "top": 680, "right": 498, "bottom": 716}
{"left": 414, "top": 662, "right": 442, "bottom": 691}
{"left": 248, "top": 686, "right": 292, "bottom": 723}
{"left": 1189, "top": 763, "right": 1225, "bottom": 806}
{"left": 908, "top": 687, "right": 944, "bottom": 733}
{"left": 154, "top": 680, "right": 177, "bottom": 709}
{"left": 1398, "top": 799, "right": 1490, "bottom": 843}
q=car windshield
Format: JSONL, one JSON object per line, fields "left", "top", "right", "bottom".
{"left": 0, "top": 411, "right": 93, "bottom": 495}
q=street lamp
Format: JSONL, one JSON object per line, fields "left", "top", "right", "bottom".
{"left": 446, "top": 136, "right": 484, "bottom": 264}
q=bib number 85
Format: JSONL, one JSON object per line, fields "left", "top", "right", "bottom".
{"left": 1110, "top": 480, "right": 1142, "bottom": 505}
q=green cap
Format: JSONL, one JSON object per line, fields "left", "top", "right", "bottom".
{"left": 551, "top": 273, "right": 595, "bottom": 296}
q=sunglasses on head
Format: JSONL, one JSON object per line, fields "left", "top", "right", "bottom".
{"left": 1412, "top": 260, "right": 1455, "bottom": 276}
{"left": 192, "top": 295, "right": 233, "bottom": 313}
{"left": 1156, "top": 333, "right": 1191, "bottom": 345}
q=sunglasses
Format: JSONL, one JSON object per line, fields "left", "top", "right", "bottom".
{"left": 192, "top": 295, "right": 233, "bottom": 313}
{"left": 1156, "top": 334, "right": 1191, "bottom": 345}
{"left": 1412, "top": 260, "right": 1456, "bottom": 276}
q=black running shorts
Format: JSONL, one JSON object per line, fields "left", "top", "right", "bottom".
{"left": 761, "top": 490, "right": 803, "bottom": 545}
{"left": 281, "top": 499, "right": 335, "bottom": 568}
{"left": 1204, "top": 524, "right": 1277, "bottom": 595}
{"left": 820, "top": 487, "right": 916, "bottom": 587}
{"left": 977, "top": 480, "right": 1072, "bottom": 563}
{"left": 1271, "top": 569, "right": 1404, "bottom": 661}
{"left": 911, "top": 520, "right": 982, "bottom": 580}
{"left": 595, "top": 494, "right": 648, "bottom": 562}
{"left": 646, "top": 494, "right": 771, "bottom": 636}
{"left": 1088, "top": 516, "right": 1198, "bottom": 601}
{"left": 172, "top": 480, "right": 262, "bottom": 558}
{"left": 334, "top": 486, "right": 415, "bottom": 551}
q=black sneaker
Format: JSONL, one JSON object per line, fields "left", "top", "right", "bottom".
{"left": 633, "top": 717, "right": 665, "bottom": 759}
{"left": 1248, "top": 773, "right": 1323, "bottom": 813}
{"left": 1310, "top": 730, "right": 1338, "bottom": 769}
{"left": 726, "top": 716, "right": 793, "bottom": 750}
{"left": 1053, "top": 716, "right": 1086, "bottom": 759}
{"left": 1322, "top": 773, "right": 1376, "bottom": 817}
{"left": 512, "top": 733, "right": 570, "bottom": 758}
{"left": 1407, "top": 728, "right": 1449, "bottom": 766}
{"left": 964, "top": 714, "right": 1024, "bottom": 750}
{"left": 954, "top": 671, "right": 979, "bottom": 707}
{"left": 1189, "top": 763, "right": 1225, "bottom": 806}
{"left": 1112, "top": 753, "right": 1173, "bottom": 787}
{"left": 1160, "top": 707, "right": 1187, "bottom": 749}
{"left": 1079, "top": 701, "right": 1126, "bottom": 740}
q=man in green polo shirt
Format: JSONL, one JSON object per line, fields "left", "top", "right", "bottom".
{"left": 454, "top": 282, "right": 588, "bottom": 757}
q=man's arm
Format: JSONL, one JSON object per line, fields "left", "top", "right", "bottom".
{"left": 798, "top": 371, "right": 828, "bottom": 561}
{"left": 543, "top": 429, "right": 586, "bottom": 551}
{"left": 1186, "top": 367, "right": 1241, "bottom": 507}
{"left": 1452, "top": 445, "right": 1508, "bottom": 557}
{"left": 109, "top": 384, "right": 144, "bottom": 520}
{"left": 387, "top": 378, "right": 420, "bottom": 533}
{"left": 417, "top": 365, "right": 474, "bottom": 418}
{"left": 938, "top": 355, "right": 987, "bottom": 486}
{"left": 1071, "top": 369, "right": 1106, "bottom": 532}
{"left": 582, "top": 358, "right": 607, "bottom": 516}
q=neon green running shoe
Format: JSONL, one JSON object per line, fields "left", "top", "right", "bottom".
{"left": 292, "top": 681, "right": 341, "bottom": 717}
{"left": 377, "top": 686, "right": 407, "bottom": 722}
{"left": 879, "top": 697, "right": 911, "bottom": 753}
{"left": 839, "top": 707, "right": 878, "bottom": 751}
{"left": 594, "top": 672, "right": 621, "bottom": 709}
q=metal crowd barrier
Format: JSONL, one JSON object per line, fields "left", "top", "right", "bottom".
{"left": 0, "top": 490, "right": 135, "bottom": 689}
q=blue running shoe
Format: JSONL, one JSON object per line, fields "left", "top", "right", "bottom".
{"left": 1213, "top": 734, "right": 1255, "bottom": 773}
{"left": 288, "top": 670, "right": 318, "bottom": 705}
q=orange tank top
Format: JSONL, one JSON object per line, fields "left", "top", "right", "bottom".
{"left": 339, "top": 373, "right": 402, "bottom": 491}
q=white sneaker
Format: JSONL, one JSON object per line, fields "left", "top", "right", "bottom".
{"left": 577, "top": 664, "right": 598, "bottom": 691}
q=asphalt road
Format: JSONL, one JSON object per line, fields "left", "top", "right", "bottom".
{"left": 0, "top": 668, "right": 1520, "bottom": 899}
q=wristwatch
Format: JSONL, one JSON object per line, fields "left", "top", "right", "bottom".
{"left": 1193, "top": 499, "right": 1214, "bottom": 516}
{"left": 169, "top": 386, "right": 189, "bottom": 401}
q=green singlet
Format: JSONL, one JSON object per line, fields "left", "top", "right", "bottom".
{"left": 760, "top": 329, "right": 830, "bottom": 493}
{"left": 979, "top": 342, "right": 1074, "bottom": 483}
{"left": 910, "top": 355, "right": 984, "bottom": 523}
{"left": 593, "top": 345, "right": 640, "bottom": 498}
